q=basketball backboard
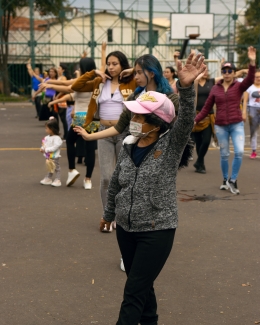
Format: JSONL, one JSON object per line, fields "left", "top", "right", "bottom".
{"left": 170, "top": 13, "right": 214, "bottom": 40}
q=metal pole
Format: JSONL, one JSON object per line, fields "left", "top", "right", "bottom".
{"left": 90, "top": 0, "right": 95, "bottom": 58}
{"left": 206, "top": 0, "right": 210, "bottom": 13}
{"left": 233, "top": 0, "right": 237, "bottom": 48}
{"left": 227, "top": 14, "right": 230, "bottom": 59}
{"left": 121, "top": 0, "right": 123, "bottom": 44}
{"left": 178, "top": 0, "right": 181, "bottom": 12}
{"left": 149, "top": 0, "right": 153, "bottom": 55}
{"left": 29, "top": 0, "right": 35, "bottom": 68}
{"left": 188, "top": 0, "right": 191, "bottom": 13}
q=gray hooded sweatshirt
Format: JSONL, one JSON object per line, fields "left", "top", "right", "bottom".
{"left": 103, "top": 82, "right": 195, "bottom": 232}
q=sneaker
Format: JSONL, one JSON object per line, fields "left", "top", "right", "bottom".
{"left": 83, "top": 179, "right": 92, "bottom": 190}
{"left": 40, "top": 177, "right": 52, "bottom": 185}
{"left": 220, "top": 179, "right": 229, "bottom": 190}
{"left": 226, "top": 179, "right": 240, "bottom": 195}
{"left": 188, "top": 156, "right": 194, "bottom": 161}
{"left": 51, "top": 179, "right": 61, "bottom": 187}
{"left": 101, "top": 223, "right": 113, "bottom": 233}
{"left": 250, "top": 151, "right": 257, "bottom": 159}
{"left": 195, "top": 166, "right": 206, "bottom": 174}
{"left": 120, "top": 258, "right": 125, "bottom": 272}
{"left": 66, "top": 169, "right": 80, "bottom": 186}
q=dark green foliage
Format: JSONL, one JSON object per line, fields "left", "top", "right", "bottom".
{"left": 237, "top": 0, "right": 260, "bottom": 67}
{"left": 0, "top": 0, "right": 67, "bottom": 95}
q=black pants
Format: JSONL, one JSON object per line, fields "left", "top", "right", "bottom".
{"left": 66, "top": 126, "right": 96, "bottom": 178}
{"left": 34, "top": 96, "right": 41, "bottom": 117}
{"left": 116, "top": 225, "right": 176, "bottom": 325}
{"left": 192, "top": 124, "right": 212, "bottom": 166}
{"left": 51, "top": 107, "right": 68, "bottom": 140}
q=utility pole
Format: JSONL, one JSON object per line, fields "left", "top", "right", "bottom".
{"left": 148, "top": 0, "right": 153, "bottom": 55}
{"left": 206, "top": 0, "right": 210, "bottom": 13}
{"left": 90, "top": 0, "right": 95, "bottom": 58}
{"left": 29, "top": 0, "right": 35, "bottom": 68}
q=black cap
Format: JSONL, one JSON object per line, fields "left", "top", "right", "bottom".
{"left": 221, "top": 62, "right": 236, "bottom": 70}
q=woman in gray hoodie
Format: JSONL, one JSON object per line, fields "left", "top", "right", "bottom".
{"left": 100, "top": 53, "right": 206, "bottom": 325}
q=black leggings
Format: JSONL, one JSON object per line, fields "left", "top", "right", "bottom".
{"left": 51, "top": 108, "right": 68, "bottom": 140}
{"left": 116, "top": 225, "right": 175, "bottom": 325}
{"left": 191, "top": 125, "right": 212, "bottom": 165}
{"left": 66, "top": 126, "right": 97, "bottom": 178}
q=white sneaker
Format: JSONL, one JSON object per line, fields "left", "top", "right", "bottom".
{"left": 51, "top": 179, "right": 61, "bottom": 187}
{"left": 66, "top": 169, "right": 80, "bottom": 186}
{"left": 120, "top": 258, "right": 125, "bottom": 272}
{"left": 40, "top": 177, "right": 52, "bottom": 185}
{"left": 83, "top": 179, "right": 92, "bottom": 189}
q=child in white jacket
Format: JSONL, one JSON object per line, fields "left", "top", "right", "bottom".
{"left": 40, "top": 117, "right": 63, "bottom": 187}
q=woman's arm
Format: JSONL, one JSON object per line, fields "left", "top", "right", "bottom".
{"left": 73, "top": 125, "right": 119, "bottom": 141}
{"left": 46, "top": 79, "right": 76, "bottom": 86}
{"left": 27, "top": 64, "right": 44, "bottom": 82}
{"left": 100, "top": 41, "right": 107, "bottom": 72}
{"left": 43, "top": 84, "right": 74, "bottom": 93}
{"left": 48, "top": 93, "right": 73, "bottom": 108}
{"left": 71, "top": 70, "right": 99, "bottom": 92}
{"left": 242, "top": 91, "right": 249, "bottom": 122}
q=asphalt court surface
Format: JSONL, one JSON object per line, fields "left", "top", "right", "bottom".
{"left": 0, "top": 103, "right": 259, "bottom": 325}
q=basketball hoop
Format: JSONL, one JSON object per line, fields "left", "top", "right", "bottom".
{"left": 189, "top": 34, "right": 200, "bottom": 40}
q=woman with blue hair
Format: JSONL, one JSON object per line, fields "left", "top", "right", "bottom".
{"left": 74, "top": 54, "right": 179, "bottom": 142}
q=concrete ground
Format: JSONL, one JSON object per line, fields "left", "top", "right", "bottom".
{"left": 0, "top": 102, "right": 259, "bottom": 325}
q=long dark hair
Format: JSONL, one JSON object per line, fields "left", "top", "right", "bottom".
{"left": 134, "top": 55, "right": 173, "bottom": 95}
{"left": 165, "top": 66, "right": 177, "bottom": 79}
{"left": 45, "top": 117, "right": 60, "bottom": 135}
{"left": 60, "top": 63, "right": 71, "bottom": 80}
{"left": 48, "top": 67, "right": 58, "bottom": 79}
{"left": 106, "top": 51, "right": 133, "bottom": 84}
{"left": 79, "top": 57, "right": 96, "bottom": 74}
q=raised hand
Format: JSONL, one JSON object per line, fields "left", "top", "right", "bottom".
{"left": 177, "top": 53, "right": 206, "bottom": 88}
{"left": 173, "top": 51, "right": 180, "bottom": 59}
{"left": 247, "top": 46, "right": 256, "bottom": 63}
{"left": 102, "top": 41, "right": 107, "bottom": 51}
{"left": 95, "top": 69, "right": 111, "bottom": 83}
{"left": 119, "top": 68, "right": 134, "bottom": 80}
{"left": 81, "top": 50, "right": 87, "bottom": 58}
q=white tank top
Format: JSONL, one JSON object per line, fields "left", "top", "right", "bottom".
{"left": 247, "top": 84, "right": 260, "bottom": 107}
{"left": 71, "top": 92, "right": 92, "bottom": 113}
{"left": 98, "top": 80, "right": 124, "bottom": 120}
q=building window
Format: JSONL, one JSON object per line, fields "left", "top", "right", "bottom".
{"left": 107, "top": 29, "right": 113, "bottom": 42}
{"left": 137, "top": 30, "right": 158, "bottom": 45}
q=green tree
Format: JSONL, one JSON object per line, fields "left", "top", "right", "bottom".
{"left": 237, "top": 0, "right": 260, "bottom": 67}
{"left": 0, "top": 0, "right": 67, "bottom": 95}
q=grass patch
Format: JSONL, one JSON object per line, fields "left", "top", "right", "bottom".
{"left": 0, "top": 94, "right": 31, "bottom": 102}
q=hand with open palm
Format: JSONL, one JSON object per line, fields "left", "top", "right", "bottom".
{"left": 177, "top": 53, "right": 206, "bottom": 88}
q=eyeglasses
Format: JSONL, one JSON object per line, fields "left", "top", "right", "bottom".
{"left": 222, "top": 69, "right": 233, "bottom": 74}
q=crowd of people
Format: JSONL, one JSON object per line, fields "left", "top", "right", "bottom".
{"left": 27, "top": 44, "right": 258, "bottom": 325}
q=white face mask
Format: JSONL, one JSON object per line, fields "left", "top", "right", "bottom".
{"left": 129, "top": 120, "right": 157, "bottom": 138}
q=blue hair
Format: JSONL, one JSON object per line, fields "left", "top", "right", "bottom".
{"left": 134, "top": 54, "right": 173, "bottom": 95}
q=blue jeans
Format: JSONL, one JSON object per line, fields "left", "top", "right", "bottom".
{"left": 215, "top": 122, "right": 244, "bottom": 181}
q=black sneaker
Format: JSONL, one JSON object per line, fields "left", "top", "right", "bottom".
{"left": 220, "top": 179, "right": 228, "bottom": 190}
{"left": 195, "top": 166, "right": 206, "bottom": 174}
{"left": 226, "top": 179, "right": 240, "bottom": 195}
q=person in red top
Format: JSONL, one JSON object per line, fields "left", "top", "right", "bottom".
{"left": 195, "top": 46, "right": 256, "bottom": 194}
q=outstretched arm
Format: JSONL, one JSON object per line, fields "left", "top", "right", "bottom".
{"left": 48, "top": 93, "right": 73, "bottom": 108}
{"left": 41, "top": 83, "right": 74, "bottom": 93}
{"left": 45, "top": 79, "right": 76, "bottom": 86}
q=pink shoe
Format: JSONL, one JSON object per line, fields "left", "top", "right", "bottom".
{"left": 250, "top": 152, "right": 257, "bottom": 159}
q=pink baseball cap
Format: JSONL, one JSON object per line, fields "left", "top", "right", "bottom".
{"left": 123, "top": 91, "right": 175, "bottom": 123}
